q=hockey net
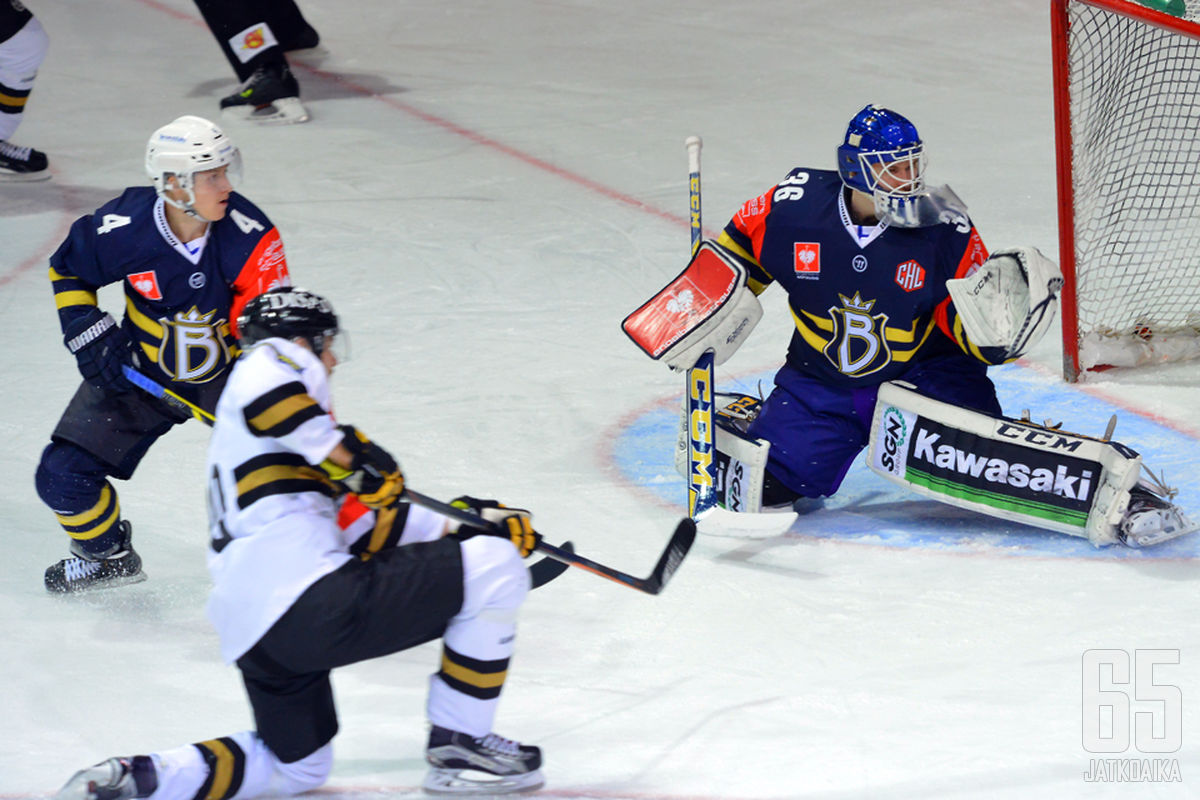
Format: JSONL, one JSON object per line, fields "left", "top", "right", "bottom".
{"left": 1053, "top": 0, "right": 1200, "bottom": 380}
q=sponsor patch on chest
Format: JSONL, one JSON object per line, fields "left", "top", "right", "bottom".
{"left": 128, "top": 270, "right": 163, "bottom": 301}
{"left": 793, "top": 242, "right": 820, "bottom": 279}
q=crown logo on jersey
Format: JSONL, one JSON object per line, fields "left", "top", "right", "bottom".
{"left": 838, "top": 291, "right": 876, "bottom": 313}
{"left": 174, "top": 306, "right": 218, "bottom": 325}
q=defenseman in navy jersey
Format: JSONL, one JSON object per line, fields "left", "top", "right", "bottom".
{"left": 715, "top": 104, "right": 1002, "bottom": 506}
{"left": 37, "top": 115, "right": 291, "bottom": 593}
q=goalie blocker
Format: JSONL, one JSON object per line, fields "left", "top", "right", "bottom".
{"left": 622, "top": 241, "right": 763, "bottom": 372}
{"left": 866, "top": 381, "right": 1196, "bottom": 547}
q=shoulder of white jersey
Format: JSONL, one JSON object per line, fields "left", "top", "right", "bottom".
{"left": 240, "top": 337, "right": 318, "bottom": 376}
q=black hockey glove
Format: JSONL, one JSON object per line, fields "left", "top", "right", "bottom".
{"left": 63, "top": 308, "right": 133, "bottom": 393}
{"left": 334, "top": 425, "right": 405, "bottom": 509}
{"left": 449, "top": 496, "right": 542, "bottom": 558}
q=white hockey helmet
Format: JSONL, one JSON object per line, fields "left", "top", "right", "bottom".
{"left": 144, "top": 115, "right": 243, "bottom": 215}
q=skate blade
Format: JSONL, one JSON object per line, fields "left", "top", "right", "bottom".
{"left": 1125, "top": 520, "right": 1200, "bottom": 548}
{"left": 46, "top": 570, "right": 148, "bottom": 595}
{"left": 0, "top": 169, "right": 51, "bottom": 182}
{"left": 222, "top": 97, "right": 310, "bottom": 126}
{"left": 422, "top": 767, "right": 544, "bottom": 795}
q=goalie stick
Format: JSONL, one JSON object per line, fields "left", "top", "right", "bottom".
{"left": 685, "top": 135, "right": 718, "bottom": 519}
{"left": 120, "top": 365, "right": 572, "bottom": 588}
{"left": 404, "top": 488, "right": 697, "bottom": 595}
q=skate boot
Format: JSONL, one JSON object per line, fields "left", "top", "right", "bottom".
{"left": 219, "top": 62, "right": 309, "bottom": 125}
{"left": 54, "top": 756, "right": 157, "bottom": 800}
{"left": 0, "top": 139, "right": 49, "bottom": 181}
{"left": 1118, "top": 483, "right": 1200, "bottom": 547}
{"left": 44, "top": 521, "right": 146, "bottom": 593}
{"left": 423, "top": 725, "right": 544, "bottom": 795}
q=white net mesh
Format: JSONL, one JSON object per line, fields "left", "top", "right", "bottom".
{"left": 1065, "top": 0, "right": 1200, "bottom": 370}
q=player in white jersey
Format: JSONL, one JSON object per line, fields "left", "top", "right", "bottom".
{"left": 53, "top": 287, "right": 547, "bottom": 798}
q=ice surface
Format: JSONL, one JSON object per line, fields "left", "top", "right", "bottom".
{"left": 2, "top": 2, "right": 1196, "bottom": 798}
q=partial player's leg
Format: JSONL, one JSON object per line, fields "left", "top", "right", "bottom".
{"left": 53, "top": 732, "right": 332, "bottom": 800}
{"left": 237, "top": 533, "right": 542, "bottom": 794}
{"left": 744, "top": 367, "right": 871, "bottom": 507}
{"left": 263, "top": 0, "right": 321, "bottom": 52}
{"left": 192, "top": 0, "right": 309, "bottom": 124}
{"left": 36, "top": 441, "right": 145, "bottom": 593}
{"left": 423, "top": 536, "right": 542, "bottom": 794}
{"left": 0, "top": 8, "right": 49, "bottom": 180}
{"left": 36, "top": 382, "right": 180, "bottom": 592}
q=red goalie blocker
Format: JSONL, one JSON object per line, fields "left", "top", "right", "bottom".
{"left": 622, "top": 242, "right": 758, "bottom": 370}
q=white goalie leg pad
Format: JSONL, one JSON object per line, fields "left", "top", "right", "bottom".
{"left": 945, "top": 246, "right": 1063, "bottom": 360}
{"left": 715, "top": 424, "right": 770, "bottom": 513}
{"left": 867, "top": 381, "right": 1142, "bottom": 546}
{"left": 675, "top": 393, "right": 770, "bottom": 513}
{"left": 623, "top": 241, "right": 763, "bottom": 372}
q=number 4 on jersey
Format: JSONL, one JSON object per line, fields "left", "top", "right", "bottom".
{"left": 97, "top": 214, "right": 132, "bottom": 235}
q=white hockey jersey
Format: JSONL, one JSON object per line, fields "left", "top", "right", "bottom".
{"left": 204, "top": 336, "right": 350, "bottom": 663}
{"left": 204, "top": 336, "right": 450, "bottom": 663}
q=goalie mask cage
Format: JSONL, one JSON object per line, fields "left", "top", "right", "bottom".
{"left": 1052, "top": 0, "right": 1200, "bottom": 381}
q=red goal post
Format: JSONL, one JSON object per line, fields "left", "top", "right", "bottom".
{"left": 1052, "top": 0, "right": 1200, "bottom": 380}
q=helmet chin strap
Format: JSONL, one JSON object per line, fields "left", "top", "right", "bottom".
{"left": 162, "top": 190, "right": 218, "bottom": 223}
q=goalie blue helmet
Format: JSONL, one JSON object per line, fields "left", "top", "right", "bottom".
{"left": 836, "top": 104, "right": 925, "bottom": 199}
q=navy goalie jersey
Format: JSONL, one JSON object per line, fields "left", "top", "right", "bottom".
{"left": 49, "top": 186, "right": 291, "bottom": 404}
{"left": 717, "top": 168, "right": 997, "bottom": 387}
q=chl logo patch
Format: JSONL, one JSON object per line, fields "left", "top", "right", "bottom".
{"left": 129, "top": 270, "right": 163, "bottom": 301}
{"left": 895, "top": 260, "right": 925, "bottom": 292}
{"left": 794, "top": 242, "right": 821, "bottom": 279}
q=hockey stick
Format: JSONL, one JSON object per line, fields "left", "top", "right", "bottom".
{"left": 120, "top": 365, "right": 572, "bottom": 587}
{"left": 404, "top": 488, "right": 696, "bottom": 595}
{"left": 123, "top": 364, "right": 215, "bottom": 424}
{"left": 684, "top": 135, "right": 718, "bottom": 519}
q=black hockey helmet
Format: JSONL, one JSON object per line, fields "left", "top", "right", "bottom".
{"left": 237, "top": 286, "right": 340, "bottom": 356}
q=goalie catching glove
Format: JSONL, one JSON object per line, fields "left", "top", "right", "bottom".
{"left": 321, "top": 425, "right": 405, "bottom": 509}
{"left": 449, "top": 496, "right": 542, "bottom": 557}
{"left": 945, "top": 246, "right": 1063, "bottom": 361}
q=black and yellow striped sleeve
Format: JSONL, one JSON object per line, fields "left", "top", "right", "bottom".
{"left": 717, "top": 230, "right": 773, "bottom": 296}
{"left": 233, "top": 452, "right": 340, "bottom": 510}
{"left": 242, "top": 381, "right": 327, "bottom": 438}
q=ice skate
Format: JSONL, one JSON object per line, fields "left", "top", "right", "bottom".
{"left": 219, "top": 63, "right": 309, "bottom": 125}
{"left": 54, "top": 756, "right": 157, "bottom": 800}
{"left": 44, "top": 521, "right": 146, "bottom": 593}
{"left": 1118, "top": 483, "right": 1200, "bottom": 547}
{"left": 0, "top": 139, "right": 49, "bottom": 181}
{"left": 423, "top": 725, "right": 543, "bottom": 795}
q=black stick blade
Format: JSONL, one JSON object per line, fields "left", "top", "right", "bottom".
{"left": 529, "top": 541, "right": 573, "bottom": 589}
{"left": 645, "top": 518, "right": 696, "bottom": 594}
